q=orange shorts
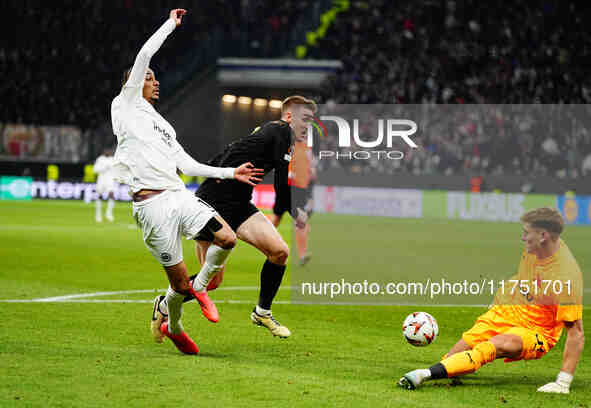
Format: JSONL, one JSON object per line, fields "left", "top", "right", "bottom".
{"left": 462, "top": 309, "right": 552, "bottom": 361}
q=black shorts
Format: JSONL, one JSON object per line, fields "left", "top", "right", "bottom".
{"left": 272, "top": 194, "right": 290, "bottom": 216}
{"left": 273, "top": 186, "right": 312, "bottom": 217}
{"left": 196, "top": 184, "right": 259, "bottom": 232}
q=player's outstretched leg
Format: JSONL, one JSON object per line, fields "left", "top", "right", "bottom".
{"left": 399, "top": 340, "right": 498, "bottom": 389}
{"left": 189, "top": 282, "right": 219, "bottom": 323}
{"left": 156, "top": 261, "right": 200, "bottom": 354}
{"left": 160, "top": 283, "right": 220, "bottom": 324}
{"left": 238, "top": 212, "right": 291, "bottom": 338}
{"left": 194, "top": 240, "right": 226, "bottom": 291}
{"left": 160, "top": 321, "right": 199, "bottom": 355}
{"left": 398, "top": 369, "right": 432, "bottom": 390}
{"left": 158, "top": 288, "right": 199, "bottom": 354}
{"left": 176, "top": 216, "right": 236, "bottom": 321}
{"left": 249, "top": 260, "right": 290, "bottom": 338}
{"left": 190, "top": 239, "right": 235, "bottom": 323}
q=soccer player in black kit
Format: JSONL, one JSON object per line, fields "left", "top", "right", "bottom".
{"left": 152, "top": 95, "right": 314, "bottom": 338}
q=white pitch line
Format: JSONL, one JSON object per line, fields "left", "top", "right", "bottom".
{"left": 26, "top": 286, "right": 298, "bottom": 302}
{"left": 0, "top": 298, "right": 483, "bottom": 306}
{"left": 2, "top": 298, "right": 591, "bottom": 309}
{"left": 3, "top": 286, "right": 590, "bottom": 307}
{"left": 30, "top": 285, "right": 591, "bottom": 303}
{"left": 32, "top": 289, "right": 168, "bottom": 302}
{"left": 0, "top": 299, "right": 291, "bottom": 305}
{"left": 1, "top": 299, "right": 154, "bottom": 303}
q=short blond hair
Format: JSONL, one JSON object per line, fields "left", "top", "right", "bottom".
{"left": 520, "top": 207, "right": 564, "bottom": 238}
{"left": 281, "top": 95, "right": 317, "bottom": 116}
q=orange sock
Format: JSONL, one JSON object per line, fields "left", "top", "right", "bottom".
{"left": 441, "top": 342, "right": 496, "bottom": 377}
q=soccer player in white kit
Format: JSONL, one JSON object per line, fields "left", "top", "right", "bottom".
{"left": 93, "top": 148, "right": 116, "bottom": 222}
{"left": 111, "top": 8, "right": 264, "bottom": 354}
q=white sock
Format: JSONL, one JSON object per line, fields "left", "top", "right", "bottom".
{"left": 95, "top": 200, "right": 102, "bottom": 219}
{"left": 255, "top": 305, "right": 271, "bottom": 316}
{"left": 418, "top": 369, "right": 432, "bottom": 381}
{"left": 192, "top": 245, "right": 232, "bottom": 292}
{"left": 164, "top": 287, "right": 184, "bottom": 335}
{"left": 106, "top": 198, "right": 115, "bottom": 218}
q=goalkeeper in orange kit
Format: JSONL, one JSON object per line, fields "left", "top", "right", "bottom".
{"left": 399, "top": 207, "right": 584, "bottom": 394}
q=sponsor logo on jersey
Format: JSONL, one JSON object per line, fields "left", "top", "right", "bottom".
{"left": 153, "top": 121, "right": 172, "bottom": 147}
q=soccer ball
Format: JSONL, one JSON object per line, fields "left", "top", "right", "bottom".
{"left": 402, "top": 312, "right": 438, "bottom": 347}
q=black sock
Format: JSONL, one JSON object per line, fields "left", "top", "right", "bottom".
{"left": 258, "top": 260, "right": 286, "bottom": 310}
{"left": 181, "top": 274, "right": 198, "bottom": 303}
{"left": 429, "top": 363, "right": 448, "bottom": 379}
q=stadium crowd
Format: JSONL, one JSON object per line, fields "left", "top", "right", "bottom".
{"left": 1, "top": 0, "right": 241, "bottom": 129}
{"left": 310, "top": 0, "right": 591, "bottom": 178}
{"left": 1, "top": 0, "right": 308, "bottom": 129}
{"left": 313, "top": 104, "right": 591, "bottom": 179}
{"left": 2, "top": 0, "right": 591, "bottom": 178}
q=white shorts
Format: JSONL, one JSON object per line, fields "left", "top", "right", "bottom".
{"left": 132, "top": 189, "right": 217, "bottom": 267}
{"left": 96, "top": 179, "right": 116, "bottom": 195}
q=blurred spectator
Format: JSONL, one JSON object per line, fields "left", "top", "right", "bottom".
{"left": 310, "top": 104, "right": 591, "bottom": 179}
{"left": 313, "top": 1, "right": 590, "bottom": 106}
{"left": 582, "top": 154, "right": 591, "bottom": 177}
{"left": 3, "top": 0, "right": 591, "bottom": 178}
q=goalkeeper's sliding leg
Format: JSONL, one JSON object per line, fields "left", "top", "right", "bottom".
{"left": 399, "top": 328, "right": 551, "bottom": 390}
{"left": 399, "top": 337, "right": 503, "bottom": 390}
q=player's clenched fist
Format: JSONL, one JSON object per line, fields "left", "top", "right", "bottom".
{"left": 169, "top": 9, "right": 187, "bottom": 26}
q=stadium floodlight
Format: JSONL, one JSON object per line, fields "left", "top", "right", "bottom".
{"left": 238, "top": 96, "right": 252, "bottom": 105}
{"left": 269, "top": 99, "right": 282, "bottom": 109}
{"left": 253, "top": 98, "right": 268, "bottom": 107}
{"left": 222, "top": 94, "right": 237, "bottom": 103}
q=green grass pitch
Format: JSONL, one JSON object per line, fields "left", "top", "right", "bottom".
{"left": 0, "top": 200, "right": 590, "bottom": 407}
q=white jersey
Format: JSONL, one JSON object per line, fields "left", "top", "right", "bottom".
{"left": 111, "top": 18, "right": 234, "bottom": 193}
{"left": 93, "top": 155, "right": 116, "bottom": 185}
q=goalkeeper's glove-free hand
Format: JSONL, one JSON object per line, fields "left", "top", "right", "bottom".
{"left": 537, "top": 372, "right": 573, "bottom": 394}
{"left": 537, "top": 382, "right": 569, "bottom": 394}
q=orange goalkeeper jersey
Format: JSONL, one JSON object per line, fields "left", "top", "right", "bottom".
{"left": 491, "top": 239, "right": 583, "bottom": 346}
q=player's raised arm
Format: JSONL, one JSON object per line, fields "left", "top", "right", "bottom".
{"left": 120, "top": 9, "right": 187, "bottom": 102}
{"left": 538, "top": 319, "right": 585, "bottom": 394}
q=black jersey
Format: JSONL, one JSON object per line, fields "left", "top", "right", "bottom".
{"left": 198, "top": 120, "right": 294, "bottom": 213}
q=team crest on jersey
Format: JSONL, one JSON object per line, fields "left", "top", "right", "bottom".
{"left": 160, "top": 253, "right": 171, "bottom": 262}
